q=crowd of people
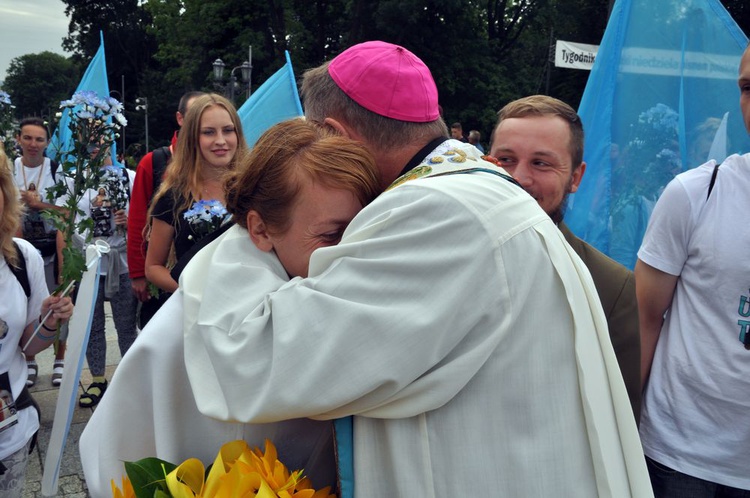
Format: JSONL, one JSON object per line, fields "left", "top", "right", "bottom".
{"left": 0, "top": 39, "right": 748, "bottom": 498}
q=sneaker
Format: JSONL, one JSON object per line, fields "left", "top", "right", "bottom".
{"left": 26, "top": 361, "right": 38, "bottom": 387}
{"left": 51, "top": 360, "right": 64, "bottom": 387}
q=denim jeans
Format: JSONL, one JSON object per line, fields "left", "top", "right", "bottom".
{"left": 647, "top": 456, "right": 750, "bottom": 498}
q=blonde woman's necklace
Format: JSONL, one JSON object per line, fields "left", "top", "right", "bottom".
{"left": 201, "top": 178, "right": 224, "bottom": 200}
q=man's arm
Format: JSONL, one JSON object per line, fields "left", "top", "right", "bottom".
{"left": 634, "top": 259, "right": 678, "bottom": 389}
{"left": 605, "top": 270, "right": 642, "bottom": 422}
{"left": 19, "top": 190, "right": 62, "bottom": 212}
{"left": 22, "top": 161, "right": 71, "bottom": 216}
{"left": 127, "top": 153, "right": 154, "bottom": 301}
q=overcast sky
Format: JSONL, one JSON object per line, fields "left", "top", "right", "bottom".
{"left": 0, "top": 0, "right": 69, "bottom": 83}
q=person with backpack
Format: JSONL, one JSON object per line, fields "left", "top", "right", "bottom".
{"left": 57, "top": 142, "right": 136, "bottom": 408}
{"left": 635, "top": 43, "right": 750, "bottom": 496}
{"left": 145, "top": 94, "right": 247, "bottom": 295}
{"left": 12, "top": 117, "right": 68, "bottom": 388}
{"left": 0, "top": 147, "right": 73, "bottom": 497}
{"left": 127, "top": 91, "right": 205, "bottom": 327}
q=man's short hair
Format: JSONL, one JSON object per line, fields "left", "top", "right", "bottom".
{"left": 451, "top": 122, "right": 462, "bottom": 130}
{"left": 468, "top": 130, "right": 480, "bottom": 142}
{"left": 178, "top": 91, "right": 207, "bottom": 115}
{"left": 301, "top": 62, "right": 448, "bottom": 151}
{"left": 496, "top": 96, "right": 584, "bottom": 168}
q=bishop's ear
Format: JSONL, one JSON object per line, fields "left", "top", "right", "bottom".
{"left": 323, "top": 117, "right": 353, "bottom": 138}
{"left": 246, "top": 211, "right": 274, "bottom": 252}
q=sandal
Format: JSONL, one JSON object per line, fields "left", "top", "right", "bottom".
{"left": 79, "top": 380, "right": 108, "bottom": 408}
{"left": 52, "top": 360, "right": 64, "bottom": 387}
{"left": 26, "top": 360, "right": 38, "bottom": 387}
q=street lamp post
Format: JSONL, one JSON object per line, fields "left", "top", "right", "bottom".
{"left": 212, "top": 45, "right": 253, "bottom": 103}
{"left": 135, "top": 97, "right": 149, "bottom": 152}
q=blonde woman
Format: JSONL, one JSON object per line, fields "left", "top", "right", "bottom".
{"left": 0, "top": 147, "right": 72, "bottom": 496}
{"left": 146, "top": 93, "right": 248, "bottom": 293}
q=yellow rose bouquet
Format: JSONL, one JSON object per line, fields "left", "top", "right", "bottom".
{"left": 112, "top": 440, "right": 336, "bottom": 498}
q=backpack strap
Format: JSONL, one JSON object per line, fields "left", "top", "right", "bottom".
{"left": 10, "top": 241, "right": 30, "bottom": 298}
{"left": 121, "top": 164, "right": 131, "bottom": 201}
{"left": 15, "top": 385, "right": 41, "bottom": 453}
{"left": 707, "top": 162, "right": 720, "bottom": 200}
{"left": 151, "top": 146, "right": 173, "bottom": 197}
{"left": 50, "top": 159, "right": 59, "bottom": 183}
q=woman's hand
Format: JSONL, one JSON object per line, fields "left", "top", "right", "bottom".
{"left": 21, "top": 295, "right": 74, "bottom": 355}
{"left": 41, "top": 294, "right": 74, "bottom": 328}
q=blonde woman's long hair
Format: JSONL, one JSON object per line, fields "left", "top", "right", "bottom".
{"left": 0, "top": 145, "right": 23, "bottom": 266}
{"left": 150, "top": 93, "right": 248, "bottom": 220}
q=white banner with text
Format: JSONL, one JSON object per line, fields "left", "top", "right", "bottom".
{"left": 555, "top": 40, "right": 599, "bottom": 70}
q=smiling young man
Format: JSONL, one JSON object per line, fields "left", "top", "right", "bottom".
{"left": 12, "top": 117, "right": 68, "bottom": 388}
{"left": 490, "top": 96, "right": 641, "bottom": 423}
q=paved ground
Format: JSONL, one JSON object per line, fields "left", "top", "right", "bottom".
{"left": 23, "top": 303, "right": 122, "bottom": 498}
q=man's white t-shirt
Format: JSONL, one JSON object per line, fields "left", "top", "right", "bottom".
{"left": 13, "top": 157, "right": 60, "bottom": 244}
{"left": 638, "top": 153, "right": 750, "bottom": 489}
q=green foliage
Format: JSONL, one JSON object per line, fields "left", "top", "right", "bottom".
{"left": 53, "top": 0, "right": 750, "bottom": 157}
{"left": 723, "top": 0, "right": 750, "bottom": 36}
{"left": 3, "top": 52, "right": 79, "bottom": 119}
{"left": 0, "top": 91, "right": 15, "bottom": 156}
{"left": 61, "top": 0, "right": 157, "bottom": 151}
{"left": 123, "top": 457, "right": 176, "bottom": 498}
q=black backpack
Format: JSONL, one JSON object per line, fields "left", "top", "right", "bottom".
{"left": 49, "top": 159, "right": 59, "bottom": 183}
{"left": 10, "top": 241, "right": 30, "bottom": 298}
{"left": 151, "top": 146, "right": 172, "bottom": 199}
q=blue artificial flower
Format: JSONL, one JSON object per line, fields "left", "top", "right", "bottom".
{"left": 183, "top": 199, "right": 230, "bottom": 240}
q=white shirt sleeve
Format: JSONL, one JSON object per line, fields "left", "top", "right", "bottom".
{"left": 637, "top": 176, "right": 693, "bottom": 276}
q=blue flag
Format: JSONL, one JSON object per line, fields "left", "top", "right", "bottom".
{"left": 238, "top": 51, "right": 304, "bottom": 147}
{"left": 48, "top": 32, "right": 114, "bottom": 162}
{"left": 565, "top": 0, "right": 749, "bottom": 269}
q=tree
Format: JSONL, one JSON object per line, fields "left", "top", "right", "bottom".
{"left": 61, "top": 0, "right": 158, "bottom": 149}
{"left": 3, "top": 52, "right": 80, "bottom": 120}
{"left": 722, "top": 0, "right": 750, "bottom": 35}
{"left": 56, "top": 0, "right": 748, "bottom": 155}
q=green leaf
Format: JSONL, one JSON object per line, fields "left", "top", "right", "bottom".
{"left": 124, "top": 457, "right": 177, "bottom": 498}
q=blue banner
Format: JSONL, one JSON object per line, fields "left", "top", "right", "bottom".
{"left": 565, "top": 0, "right": 749, "bottom": 269}
{"left": 238, "top": 51, "right": 304, "bottom": 147}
